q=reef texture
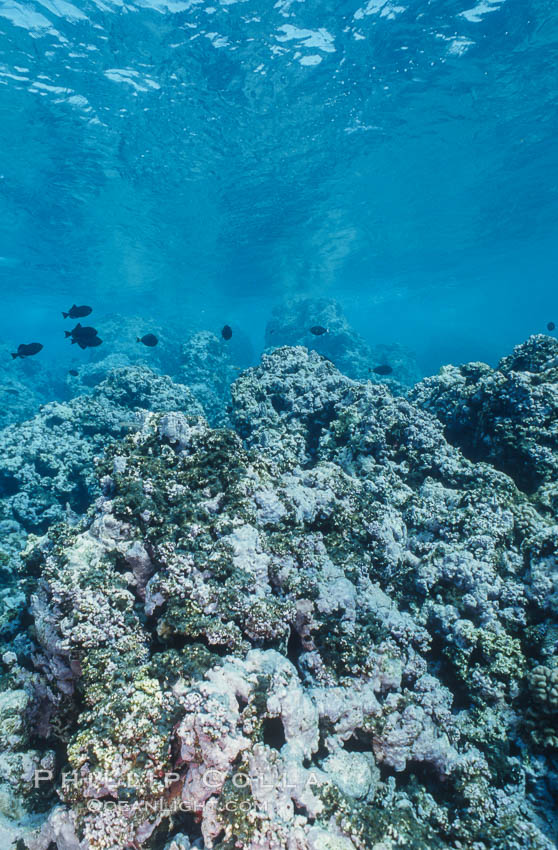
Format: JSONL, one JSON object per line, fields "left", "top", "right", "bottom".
{"left": 264, "top": 297, "right": 421, "bottom": 388}
{"left": 0, "top": 367, "right": 202, "bottom": 645}
{"left": 176, "top": 330, "right": 253, "bottom": 428}
{"left": 1, "top": 343, "right": 68, "bottom": 430}
{"left": 0, "top": 343, "right": 556, "bottom": 850}
{"left": 0, "top": 366, "right": 202, "bottom": 535}
{"left": 410, "top": 334, "right": 558, "bottom": 509}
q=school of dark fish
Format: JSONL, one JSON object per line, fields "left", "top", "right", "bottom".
{"left": 8, "top": 311, "right": 555, "bottom": 384}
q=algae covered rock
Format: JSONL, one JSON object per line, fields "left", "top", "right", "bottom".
{"left": 231, "top": 346, "right": 363, "bottom": 466}
{"left": 410, "top": 334, "right": 558, "bottom": 507}
{"left": 0, "top": 685, "right": 55, "bottom": 845}
{"left": 0, "top": 366, "right": 203, "bottom": 533}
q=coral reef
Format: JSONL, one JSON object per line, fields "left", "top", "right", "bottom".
{"left": 75, "top": 314, "right": 187, "bottom": 377}
{"left": 0, "top": 366, "right": 202, "bottom": 535}
{"left": 0, "top": 377, "right": 44, "bottom": 430}
{"left": 176, "top": 331, "right": 253, "bottom": 427}
{"left": 264, "top": 297, "right": 420, "bottom": 387}
{"left": 527, "top": 663, "right": 558, "bottom": 750}
{"left": 0, "top": 367, "right": 202, "bottom": 648}
{"left": 0, "top": 682, "right": 55, "bottom": 847}
{"left": 0, "top": 340, "right": 555, "bottom": 850}
{"left": 0, "top": 343, "right": 68, "bottom": 429}
{"left": 410, "top": 334, "right": 558, "bottom": 509}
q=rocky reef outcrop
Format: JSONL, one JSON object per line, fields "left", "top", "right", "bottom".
{"left": 0, "top": 366, "right": 203, "bottom": 536}
{"left": 176, "top": 331, "right": 253, "bottom": 428}
{"left": 70, "top": 315, "right": 187, "bottom": 376}
{"left": 410, "top": 334, "right": 558, "bottom": 510}
{"left": 1, "top": 343, "right": 556, "bottom": 850}
{"left": 264, "top": 297, "right": 421, "bottom": 388}
{"left": 0, "top": 343, "right": 68, "bottom": 430}
{"left": 0, "top": 367, "right": 203, "bottom": 645}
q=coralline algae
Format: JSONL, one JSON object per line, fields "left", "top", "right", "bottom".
{"left": 0, "top": 342, "right": 556, "bottom": 850}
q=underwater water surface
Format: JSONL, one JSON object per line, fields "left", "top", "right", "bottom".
{"left": 0, "top": 0, "right": 557, "bottom": 370}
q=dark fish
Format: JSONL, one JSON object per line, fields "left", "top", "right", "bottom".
{"left": 547, "top": 321, "right": 556, "bottom": 331}
{"left": 68, "top": 369, "right": 79, "bottom": 377}
{"left": 137, "top": 334, "right": 158, "bottom": 347}
{"left": 221, "top": 325, "right": 233, "bottom": 341}
{"left": 11, "top": 342, "right": 43, "bottom": 359}
{"left": 5, "top": 388, "right": 19, "bottom": 395}
{"left": 372, "top": 364, "right": 393, "bottom": 376}
{"left": 309, "top": 326, "right": 329, "bottom": 336}
{"left": 65, "top": 323, "right": 98, "bottom": 340}
{"left": 62, "top": 305, "right": 92, "bottom": 319}
{"left": 74, "top": 337, "right": 102, "bottom": 349}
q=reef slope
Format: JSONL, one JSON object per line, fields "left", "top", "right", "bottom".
{"left": 0, "top": 345, "right": 556, "bottom": 850}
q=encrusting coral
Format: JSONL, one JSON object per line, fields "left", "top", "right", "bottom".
{"left": 0, "top": 365, "right": 203, "bottom": 535}
{"left": 0, "top": 366, "right": 203, "bottom": 673}
{"left": 410, "top": 334, "right": 558, "bottom": 510}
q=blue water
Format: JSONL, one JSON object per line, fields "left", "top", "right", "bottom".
{"left": 0, "top": 0, "right": 557, "bottom": 374}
